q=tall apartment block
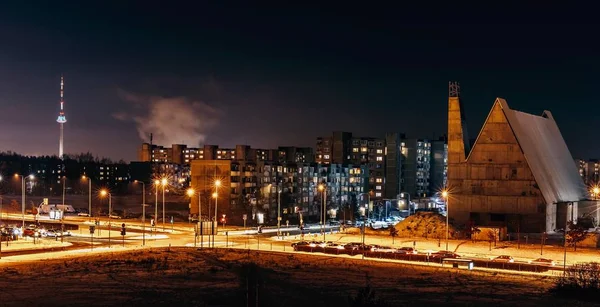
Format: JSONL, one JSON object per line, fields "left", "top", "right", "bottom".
{"left": 316, "top": 132, "right": 391, "bottom": 200}
{"left": 575, "top": 158, "right": 600, "bottom": 185}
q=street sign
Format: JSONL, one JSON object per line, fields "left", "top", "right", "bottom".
{"left": 243, "top": 214, "right": 247, "bottom": 220}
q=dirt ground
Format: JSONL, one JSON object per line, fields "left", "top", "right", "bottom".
{"left": 0, "top": 247, "right": 595, "bottom": 306}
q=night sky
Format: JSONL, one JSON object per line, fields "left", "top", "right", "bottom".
{"left": 1, "top": 3, "right": 598, "bottom": 161}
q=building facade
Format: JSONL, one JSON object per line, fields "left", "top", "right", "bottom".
{"left": 446, "top": 82, "right": 587, "bottom": 233}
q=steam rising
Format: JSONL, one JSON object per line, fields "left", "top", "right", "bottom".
{"left": 114, "top": 93, "right": 219, "bottom": 146}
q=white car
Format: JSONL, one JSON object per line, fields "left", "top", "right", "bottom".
{"left": 77, "top": 212, "right": 90, "bottom": 217}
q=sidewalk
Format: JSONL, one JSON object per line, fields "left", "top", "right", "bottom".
{"left": 0, "top": 237, "right": 71, "bottom": 252}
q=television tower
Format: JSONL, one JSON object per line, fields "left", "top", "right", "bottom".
{"left": 56, "top": 75, "right": 67, "bottom": 159}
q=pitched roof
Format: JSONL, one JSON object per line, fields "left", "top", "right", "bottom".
{"left": 497, "top": 98, "right": 586, "bottom": 204}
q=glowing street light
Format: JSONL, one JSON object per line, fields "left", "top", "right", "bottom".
{"left": 442, "top": 190, "right": 449, "bottom": 251}
{"left": 99, "top": 189, "right": 112, "bottom": 248}
{"left": 153, "top": 179, "right": 160, "bottom": 229}
{"left": 81, "top": 175, "right": 92, "bottom": 219}
{"left": 187, "top": 187, "right": 204, "bottom": 248}
{"left": 318, "top": 184, "right": 326, "bottom": 240}
{"left": 160, "top": 178, "right": 168, "bottom": 230}
{"left": 212, "top": 190, "right": 218, "bottom": 248}
{"left": 14, "top": 174, "right": 35, "bottom": 229}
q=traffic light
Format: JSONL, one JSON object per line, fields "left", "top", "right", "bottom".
{"left": 220, "top": 214, "right": 226, "bottom": 224}
{"left": 120, "top": 223, "right": 126, "bottom": 236}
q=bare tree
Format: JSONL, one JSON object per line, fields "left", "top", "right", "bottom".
{"left": 566, "top": 220, "right": 588, "bottom": 251}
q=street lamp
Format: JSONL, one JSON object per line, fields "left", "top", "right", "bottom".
{"left": 187, "top": 187, "right": 204, "bottom": 248}
{"left": 277, "top": 184, "right": 282, "bottom": 238}
{"left": 99, "top": 189, "right": 112, "bottom": 248}
{"left": 0, "top": 175, "right": 3, "bottom": 224}
{"left": 212, "top": 191, "right": 218, "bottom": 248}
{"left": 442, "top": 190, "right": 449, "bottom": 251}
{"left": 134, "top": 180, "right": 146, "bottom": 246}
{"left": 318, "top": 184, "right": 326, "bottom": 241}
{"left": 15, "top": 174, "right": 34, "bottom": 229}
{"left": 153, "top": 179, "right": 159, "bottom": 229}
{"left": 161, "top": 177, "right": 168, "bottom": 230}
{"left": 400, "top": 192, "right": 412, "bottom": 216}
{"left": 82, "top": 175, "right": 92, "bottom": 219}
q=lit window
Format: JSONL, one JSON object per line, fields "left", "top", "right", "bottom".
{"left": 361, "top": 147, "right": 367, "bottom": 153}
{"left": 324, "top": 155, "right": 330, "bottom": 159}
{"left": 375, "top": 192, "right": 382, "bottom": 197}
{"left": 353, "top": 148, "right": 359, "bottom": 152}
{"left": 375, "top": 178, "right": 382, "bottom": 183}
{"left": 376, "top": 149, "right": 383, "bottom": 154}
{"left": 217, "top": 155, "right": 221, "bottom": 159}
{"left": 376, "top": 156, "right": 383, "bottom": 161}
{"left": 376, "top": 186, "right": 382, "bottom": 190}
{"left": 217, "top": 150, "right": 222, "bottom": 154}
{"left": 231, "top": 156, "right": 235, "bottom": 159}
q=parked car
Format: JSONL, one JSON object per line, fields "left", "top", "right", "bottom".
{"left": 529, "top": 258, "right": 555, "bottom": 266}
{"left": 430, "top": 250, "right": 460, "bottom": 259}
{"left": 397, "top": 247, "right": 418, "bottom": 254}
{"left": 46, "top": 230, "right": 60, "bottom": 237}
{"left": 492, "top": 255, "right": 514, "bottom": 263}
{"left": 372, "top": 245, "right": 396, "bottom": 253}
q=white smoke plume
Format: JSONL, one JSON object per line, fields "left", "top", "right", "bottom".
{"left": 114, "top": 92, "right": 219, "bottom": 146}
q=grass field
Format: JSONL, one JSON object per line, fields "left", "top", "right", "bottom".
{"left": 0, "top": 248, "right": 594, "bottom": 306}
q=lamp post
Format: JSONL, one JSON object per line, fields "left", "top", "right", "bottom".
{"left": 0, "top": 175, "right": 3, "bottom": 224}
{"left": 161, "top": 178, "right": 167, "bottom": 230}
{"left": 277, "top": 182, "right": 282, "bottom": 238}
{"left": 187, "top": 187, "right": 204, "bottom": 248}
{"left": 318, "top": 184, "right": 326, "bottom": 241}
{"left": 100, "top": 189, "right": 112, "bottom": 248}
{"left": 153, "top": 179, "right": 159, "bottom": 231}
{"left": 212, "top": 191, "right": 218, "bottom": 248}
{"left": 134, "top": 181, "right": 146, "bottom": 246}
{"left": 400, "top": 192, "right": 412, "bottom": 216}
{"left": 82, "top": 176, "right": 92, "bottom": 219}
{"left": 15, "top": 174, "right": 34, "bottom": 229}
{"left": 442, "top": 190, "right": 449, "bottom": 251}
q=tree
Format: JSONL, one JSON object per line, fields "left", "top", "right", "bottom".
{"left": 566, "top": 220, "right": 588, "bottom": 251}
{"left": 389, "top": 227, "right": 398, "bottom": 244}
{"left": 9, "top": 199, "right": 19, "bottom": 212}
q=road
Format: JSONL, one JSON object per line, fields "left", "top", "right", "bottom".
{"left": 0, "top": 213, "right": 588, "bottom": 277}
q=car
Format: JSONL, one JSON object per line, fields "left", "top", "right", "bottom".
{"left": 529, "top": 258, "right": 555, "bottom": 266}
{"left": 324, "top": 243, "right": 346, "bottom": 251}
{"left": 46, "top": 230, "right": 60, "bottom": 237}
{"left": 291, "top": 241, "right": 310, "bottom": 248}
{"left": 23, "top": 228, "right": 36, "bottom": 237}
{"left": 397, "top": 247, "right": 418, "bottom": 254}
{"left": 371, "top": 245, "right": 396, "bottom": 253}
{"left": 430, "top": 251, "right": 460, "bottom": 259}
{"left": 78, "top": 211, "right": 90, "bottom": 217}
{"left": 492, "top": 255, "right": 514, "bottom": 263}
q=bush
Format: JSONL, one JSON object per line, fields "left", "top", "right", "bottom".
{"left": 551, "top": 262, "right": 600, "bottom": 299}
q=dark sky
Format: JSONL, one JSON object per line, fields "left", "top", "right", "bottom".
{"left": 1, "top": 2, "right": 599, "bottom": 161}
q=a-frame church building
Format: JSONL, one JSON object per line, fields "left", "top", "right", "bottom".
{"left": 446, "top": 82, "right": 589, "bottom": 233}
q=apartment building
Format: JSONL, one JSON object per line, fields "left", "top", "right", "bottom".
{"left": 138, "top": 143, "right": 310, "bottom": 165}
{"left": 190, "top": 159, "right": 368, "bottom": 225}
{"left": 575, "top": 158, "right": 599, "bottom": 185}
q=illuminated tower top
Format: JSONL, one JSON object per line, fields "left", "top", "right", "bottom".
{"left": 56, "top": 75, "right": 66, "bottom": 124}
